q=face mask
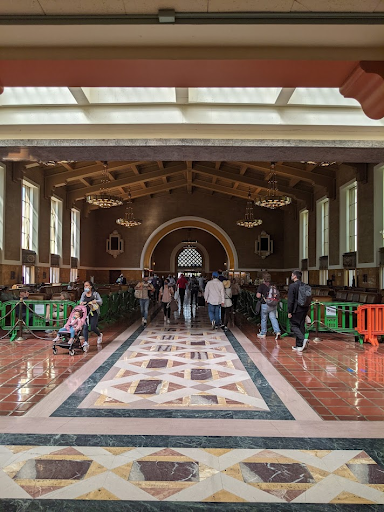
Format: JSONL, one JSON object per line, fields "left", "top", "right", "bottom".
{"left": 84, "top": 287, "right": 90, "bottom": 292}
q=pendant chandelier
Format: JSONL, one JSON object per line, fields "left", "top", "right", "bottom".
{"left": 182, "top": 228, "right": 198, "bottom": 249}
{"left": 236, "top": 190, "right": 263, "bottom": 228}
{"left": 39, "top": 160, "right": 75, "bottom": 167}
{"left": 86, "top": 161, "right": 123, "bottom": 208}
{"left": 301, "top": 161, "right": 336, "bottom": 167}
{"left": 116, "top": 190, "right": 142, "bottom": 228}
{"left": 254, "top": 162, "right": 292, "bottom": 209}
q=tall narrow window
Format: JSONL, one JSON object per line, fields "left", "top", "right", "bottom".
{"left": 50, "top": 197, "right": 62, "bottom": 256}
{"left": 21, "top": 183, "right": 33, "bottom": 250}
{"left": 321, "top": 199, "right": 329, "bottom": 256}
{"left": 22, "top": 265, "right": 35, "bottom": 285}
{"left": 71, "top": 209, "right": 80, "bottom": 259}
{"left": 50, "top": 267, "right": 60, "bottom": 283}
{"left": 22, "top": 181, "right": 38, "bottom": 252}
{"left": 347, "top": 183, "right": 357, "bottom": 252}
{"left": 299, "top": 210, "right": 309, "bottom": 260}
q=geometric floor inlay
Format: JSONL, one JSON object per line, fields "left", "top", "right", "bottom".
{"left": 1, "top": 445, "right": 384, "bottom": 503}
{"left": 85, "top": 322, "right": 270, "bottom": 411}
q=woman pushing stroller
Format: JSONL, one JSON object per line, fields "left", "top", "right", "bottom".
{"left": 79, "top": 281, "right": 103, "bottom": 348}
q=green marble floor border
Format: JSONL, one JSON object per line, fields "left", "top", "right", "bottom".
{"left": 50, "top": 324, "right": 293, "bottom": 420}
{"left": 0, "top": 500, "right": 381, "bottom": 511}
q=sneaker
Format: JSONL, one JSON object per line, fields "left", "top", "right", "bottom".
{"left": 296, "top": 345, "right": 304, "bottom": 352}
{"left": 166, "top": 318, "right": 170, "bottom": 324}
{"left": 211, "top": 320, "right": 216, "bottom": 330}
{"left": 275, "top": 332, "right": 281, "bottom": 341}
{"left": 82, "top": 341, "right": 89, "bottom": 352}
{"left": 302, "top": 338, "right": 309, "bottom": 351}
{"left": 164, "top": 316, "right": 167, "bottom": 323}
{"left": 257, "top": 333, "right": 266, "bottom": 339}
{"left": 142, "top": 317, "right": 145, "bottom": 326}
{"left": 292, "top": 346, "right": 298, "bottom": 351}
{"left": 143, "top": 319, "right": 147, "bottom": 326}
{"left": 97, "top": 333, "right": 103, "bottom": 345}
{"left": 223, "top": 326, "right": 228, "bottom": 332}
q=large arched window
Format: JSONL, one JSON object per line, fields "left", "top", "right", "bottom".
{"left": 178, "top": 247, "right": 203, "bottom": 268}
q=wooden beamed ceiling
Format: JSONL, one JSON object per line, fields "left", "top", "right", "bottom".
{"left": 42, "top": 160, "right": 343, "bottom": 209}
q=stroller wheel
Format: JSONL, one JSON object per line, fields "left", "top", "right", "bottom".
{"left": 69, "top": 349, "right": 75, "bottom": 356}
{"left": 53, "top": 347, "right": 57, "bottom": 355}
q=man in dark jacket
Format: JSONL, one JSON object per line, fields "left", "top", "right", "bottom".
{"left": 288, "top": 270, "right": 309, "bottom": 352}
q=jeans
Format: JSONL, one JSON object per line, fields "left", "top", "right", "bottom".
{"left": 208, "top": 303, "right": 221, "bottom": 326}
{"left": 191, "top": 290, "right": 198, "bottom": 305}
{"left": 59, "top": 326, "right": 75, "bottom": 338}
{"left": 260, "top": 304, "right": 280, "bottom": 335}
{"left": 139, "top": 298, "right": 150, "bottom": 320}
{"left": 82, "top": 314, "right": 100, "bottom": 342}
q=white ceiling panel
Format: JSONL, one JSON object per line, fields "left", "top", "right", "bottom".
{"left": 288, "top": 88, "right": 360, "bottom": 107}
{"left": 189, "top": 88, "right": 282, "bottom": 105}
{"left": 0, "top": 87, "right": 77, "bottom": 106}
{"left": 83, "top": 87, "right": 176, "bottom": 104}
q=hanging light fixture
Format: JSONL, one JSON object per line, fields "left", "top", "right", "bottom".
{"left": 236, "top": 189, "right": 263, "bottom": 228}
{"left": 116, "top": 190, "right": 142, "bottom": 227}
{"left": 301, "top": 161, "right": 336, "bottom": 167}
{"left": 254, "top": 162, "right": 292, "bottom": 209}
{"left": 182, "top": 228, "right": 198, "bottom": 249}
{"left": 86, "top": 161, "right": 123, "bottom": 208}
{"left": 39, "top": 160, "right": 75, "bottom": 167}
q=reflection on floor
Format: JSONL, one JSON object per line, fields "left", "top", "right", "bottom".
{"left": 1, "top": 303, "right": 384, "bottom": 509}
{"left": 238, "top": 314, "right": 384, "bottom": 421}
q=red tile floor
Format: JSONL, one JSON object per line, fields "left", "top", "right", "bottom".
{"left": 0, "top": 320, "right": 134, "bottom": 417}
{"left": 237, "top": 315, "right": 384, "bottom": 421}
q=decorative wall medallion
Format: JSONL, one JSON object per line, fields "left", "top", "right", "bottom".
{"left": 106, "top": 230, "right": 124, "bottom": 259}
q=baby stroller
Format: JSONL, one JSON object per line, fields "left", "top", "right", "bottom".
{"left": 52, "top": 305, "right": 88, "bottom": 356}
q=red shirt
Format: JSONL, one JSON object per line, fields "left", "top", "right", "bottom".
{"left": 177, "top": 276, "right": 188, "bottom": 289}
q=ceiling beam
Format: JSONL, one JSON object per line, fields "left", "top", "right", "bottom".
{"left": 192, "top": 163, "right": 312, "bottom": 204}
{"left": 193, "top": 179, "right": 250, "bottom": 201}
{"left": 235, "top": 161, "right": 335, "bottom": 188}
{"left": 67, "top": 163, "right": 187, "bottom": 204}
{"left": 46, "top": 161, "right": 148, "bottom": 189}
{"left": 89, "top": 179, "right": 187, "bottom": 206}
{"left": 68, "top": 87, "right": 90, "bottom": 105}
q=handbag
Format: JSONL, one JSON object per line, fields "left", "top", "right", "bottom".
{"left": 169, "top": 299, "right": 178, "bottom": 312}
{"left": 174, "top": 289, "right": 179, "bottom": 301}
{"left": 134, "top": 288, "right": 143, "bottom": 299}
{"left": 255, "top": 300, "right": 261, "bottom": 315}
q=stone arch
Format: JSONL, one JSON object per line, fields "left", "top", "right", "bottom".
{"left": 140, "top": 216, "right": 238, "bottom": 270}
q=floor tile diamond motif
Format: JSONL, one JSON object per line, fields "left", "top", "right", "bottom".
{"left": 1, "top": 445, "right": 384, "bottom": 503}
{"left": 84, "top": 321, "right": 270, "bottom": 411}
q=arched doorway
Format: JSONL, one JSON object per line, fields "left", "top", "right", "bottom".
{"left": 140, "top": 216, "right": 238, "bottom": 271}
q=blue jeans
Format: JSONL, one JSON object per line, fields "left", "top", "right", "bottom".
{"left": 139, "top": 298, "right": 150, "bottom": 320}
{"left": 260, "top": 304, "right": 280, "bottom": 335}
{"left": 208, "top": 303, "right": 221, "bottom": 326}
{"left": 59, "top": 326, "right": 75, "bottom": 338}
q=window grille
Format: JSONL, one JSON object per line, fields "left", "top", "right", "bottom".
{"left": 178, "top": 248, "right": 203, "bottom": 268}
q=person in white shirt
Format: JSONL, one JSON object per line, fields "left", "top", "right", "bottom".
{"left": 204, "top": 271, "right": 225, "bottom": 330}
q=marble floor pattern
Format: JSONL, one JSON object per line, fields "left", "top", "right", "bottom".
{"left": 83, "top": 320, "right": 269, "bottom": 411}
{"left": 1, "top": 304, "right": 384, "bottom": 510}
{"left": 1, "top": 444, "right": 384, "bottom": 504}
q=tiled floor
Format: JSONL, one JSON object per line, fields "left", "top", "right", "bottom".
{"left": 0, "top": 318, "right": 139, "bottom": 417}
{"left": 1, "top": 303, "right": 384, "bottom": 509}
{"left": 237, "top": 314, "right": 384, "bottom": 421}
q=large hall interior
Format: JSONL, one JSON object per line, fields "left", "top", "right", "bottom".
{"left": 0, "top": 1, "right": 384, "bottom": 510}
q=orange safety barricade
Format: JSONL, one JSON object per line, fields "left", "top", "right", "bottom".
{"left": 355, "top": 304, "right": 384, "bottom": 346}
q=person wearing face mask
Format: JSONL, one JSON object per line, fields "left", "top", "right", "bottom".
{"left": 80, "top": 281, "right": 103, "bottom": 347}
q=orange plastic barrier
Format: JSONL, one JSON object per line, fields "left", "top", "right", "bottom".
{"left": 355, "top": 304, "right": 384, "bottom": 346}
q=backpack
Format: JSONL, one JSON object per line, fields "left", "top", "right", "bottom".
{"left": 191, "top": 278, "right": 199, "bottom": 291}
{"left": 297, "top": 282, "right": 312, "bottom": 307}
{"left": 264, "top": 285, "right": 280, "bottom": 307}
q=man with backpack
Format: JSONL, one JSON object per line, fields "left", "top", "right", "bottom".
{"left": 288, "top": 270, "right": 312, "bottom": 352}
{"left": 256, "top": 273, "right": 281, "bottom": 341}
